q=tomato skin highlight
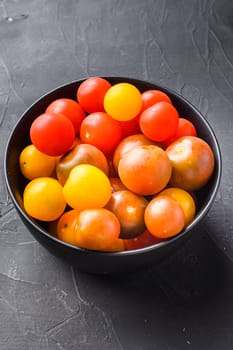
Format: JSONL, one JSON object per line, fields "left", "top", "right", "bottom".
{"left": 30, "top": 112, "right": 75, "bottom": 156}
{"left": 139, "top": 101, "right": 179, "bottom": 142}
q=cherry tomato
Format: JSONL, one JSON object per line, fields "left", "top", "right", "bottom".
{"left": 19, "top": 144, "right": 57, "bottom": 180}
{"left": 104, "top": 83, "right": 142, "bottom": 121}
{"left": 139, "top": 101, "right": 179, "bottom": 142}
{"left": 166, "top": 136, "right": 215, "bottom": 191}
{"left": 105, "top": 190, "right": 148, "bottom": 239}
{"left": 75, "top": 208, "right": 120, "bottom": 251}
{"left": 124, "top": 229, "right": 162, "bottom": 251}
{"left": 46, "top": 98, "right": 86, "bottom": 134}
{"left": 77, "top": 77, "right": 111, "bottom": 113}
{"left": 23, "top": 177, "right": 66, "bottom": 222}
{"left": 162, "top": 118, "right": 197, "bottom": 147}
{"left": 113, "top": 133, "right": 154, "bottom": 173}
{"left": 141, "top": 89, "right": 172, "bottom": 113}
{"left": 118, "top": 145, "right": 172, "bottom": 195}
{"left": 30, "top": 112, "right": 75, "bottom": 156}
{"left": 119, "top": 115, "right": 141, "bottom": 138}
{"left": 56, "top": 143, "right": 109, "bottom": 185}
{"left": 63, "top": 164, "right": 112, "bottom": 211}
{"left": 158, "top": 187, "right": 196, "bottom": 227}
{"left": 80, "top": 112, "right": 122, "bottom": 154}
{"left": 57, "top": 209, "right": 80, "bottom": 245}
{"left": 144, "top": 195, "right": 185, "bottom": 239}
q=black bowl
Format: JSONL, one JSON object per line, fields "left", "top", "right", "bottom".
{"left": 4, "top": 77, "right": 222, "bottom": 274}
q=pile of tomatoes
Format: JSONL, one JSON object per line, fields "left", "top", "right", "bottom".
{"left": 19, "top": 77, "right": 215, "bottom": 252}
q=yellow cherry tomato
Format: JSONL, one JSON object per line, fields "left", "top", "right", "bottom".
{"left": 158, "top": 187, "right": 196, "bottom": 227}
{"left": 104, "top": 83, "right": 142, "bottom": 121}
{"left": 63, "top": 164, "right": 112, "bottom": 211}
{"left": 23, "top": 177, "right": 66, "bottom": 221}
{"left": 19, "top": 144, "right": 57, "bottom": 180}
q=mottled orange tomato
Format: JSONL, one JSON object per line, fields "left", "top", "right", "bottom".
{"left": 113, "top": 133, "right": 154, "bottom": 173}
{"left": 118, "top": 145, "right": 172, "bottom": 195}
{"left": 105, "top": 190, "right": 148, "bottom": 238}
{"left": 166, "top": 136, "right": 215, "bottom": 191}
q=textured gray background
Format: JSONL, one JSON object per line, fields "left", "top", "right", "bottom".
{"left": 1, "top": 0, "right": 233, "bottom": 349}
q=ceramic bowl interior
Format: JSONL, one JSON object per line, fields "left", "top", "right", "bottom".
{"left": 4, "top": 77, "right": 222, "bottom": 274}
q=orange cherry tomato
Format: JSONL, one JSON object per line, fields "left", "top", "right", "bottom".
{"left": 158, "top": 187, "right": 196, "bottom": 227}
{"left": 57, "top": 209, "right": 80, "bottom": 245}
{"left": 113, "top": 133, "right": 154, "bottom": 173}
{"left": 118, "top": 145, "right": 172, "bottom": 195}
{"left": 166, "top": 136, "right": 215, "bottom": 191}
{"left": 105, "top": 190, "right": 148, "bottom": 239}
{"left": 144, "top": 195, "right": 185, "bottom": 239}
{"left": 75, "top": 208, "right": 121, "bottom": 251}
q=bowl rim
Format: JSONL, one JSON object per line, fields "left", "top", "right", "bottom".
{"left": 4, "top": 77, "right": 222, "bottom": 256}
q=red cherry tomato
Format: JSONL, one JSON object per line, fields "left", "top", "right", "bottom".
{"left": 141, "top": 89, "right": 172, "bottom": 113}
{"left": 124, "top": 230, "right": 162, "bottom": 250}
{"left": 77, "top": 77, "right": 111, "bottom": 113}
{"left": 139, "top": 101, "right": 179, "bottom": 142}
{"left": 80, "top": 112, "right": 122, "bottom": 154}
{"left": 119, "top": 115, "right": 141, "bottom": 138}
{"left": 163, "top": 118, "right": 197, "bottom": 147}
{"left": 30, "top": 113, "right": 75, "bottom": 156}
{"left": 46, "top": 98, "right": 86, "bottom": 134}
